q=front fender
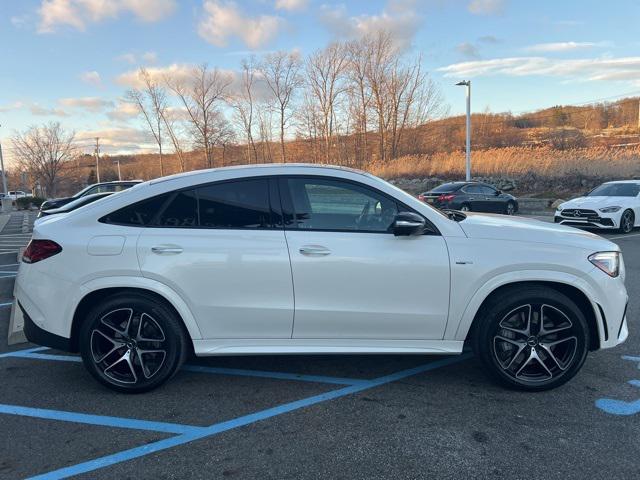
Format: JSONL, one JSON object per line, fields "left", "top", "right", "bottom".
{"left": 75, "top": 276, "right": 202, "bottom": 340}
{"left": 449, "top": 269, "right": 604, "bottom": 343}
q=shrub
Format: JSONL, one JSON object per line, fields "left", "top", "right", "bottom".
{"left": 16, "top": 196, "right": 46, "bottom": 210}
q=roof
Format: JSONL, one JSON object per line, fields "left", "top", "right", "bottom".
{"left": 149, "top": 163, "right": 370, "bottom": 185}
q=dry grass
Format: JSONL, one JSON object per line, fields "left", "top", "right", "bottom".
{"left": 369, "top": 146, "right": 640, "bottom": 179}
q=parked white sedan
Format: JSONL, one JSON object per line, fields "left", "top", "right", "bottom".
{"left": 16, "top": 165, "right": 628, "bottom": 393}
{"left": 555, "top": 180, "right": 640, "bottom": 233}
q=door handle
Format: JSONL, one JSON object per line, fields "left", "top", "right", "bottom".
{"left": 299, "top": 245, "right": 331, "bottom": 256}
{"left": 151, "top": 245, "right": 183, "bottom": 255}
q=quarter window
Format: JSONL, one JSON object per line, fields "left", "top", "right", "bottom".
{"left": 286, "top": 178, "right": 398, "bottom": 232}
{"left": 156, "top": 190, "right": 198, "bottom": 227}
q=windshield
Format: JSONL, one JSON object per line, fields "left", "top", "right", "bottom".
{"left": 71, "top": 184, "right": 94, "bottom": 198}
{"left": 588, "top": 183, "right": 640, "bottom": 197}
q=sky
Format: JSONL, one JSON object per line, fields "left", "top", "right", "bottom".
{"left": 1, "top": 0, "right": 640, "bottom": 164}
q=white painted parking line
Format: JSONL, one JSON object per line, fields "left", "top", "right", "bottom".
{"left": 607, "top": 232, "right": 640, "bottom": 241}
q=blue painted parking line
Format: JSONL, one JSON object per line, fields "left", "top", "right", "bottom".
{"left": 0, "top": 346, "right": 48, "bottom": 358}
{"left": 26, "top": 354, "right": 472, "bottom": 480}
{"left": 5, "top": 349, "right": 367, "bottom": 386}
{"left": 0, "top": 301, "right": 13, "bottom": 307}
{"left": 0, "top": 404, "right": 202, "bottom": 435}
{"left": 596, "top": 355, "right": 640, "bottom": 416}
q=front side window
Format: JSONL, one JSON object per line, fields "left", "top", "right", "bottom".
{"left": 286, "top": 178, "right": 398, "bottom": 232}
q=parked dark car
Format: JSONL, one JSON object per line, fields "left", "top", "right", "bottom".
{"left": 37, "top": 192, "right": 114, "bottom": 219}
{"left": 418, "top": 181, "right": 518, "bottom": 215}
{"left": 40, "top": 180, "right": 142, "bottom": 211}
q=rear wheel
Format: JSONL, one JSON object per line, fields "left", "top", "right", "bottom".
{"left": 619, "top": 209, "right": 634, "bottom": 234}
{"left": 472, "top": 286, "right": 589, "bottom": 391}
{"left": 79, "top": 293, "right": 188, "bottom": 393}
{"left": 460, "top": 203, "right": 471, "bottom": 212}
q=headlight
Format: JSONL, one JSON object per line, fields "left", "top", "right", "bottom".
{"left": 599, "top": 206, "right": 621, "bottom": 213}
{"left": 588, "top": 251, "right": 620, "bottom": 277}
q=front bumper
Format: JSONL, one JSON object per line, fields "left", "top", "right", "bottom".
{"left": 554, "top": 209, "right": 618, "bottom": 229}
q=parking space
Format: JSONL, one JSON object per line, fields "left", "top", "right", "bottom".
{"left": 1, "top": 216, "right": 640, "bottom": 479}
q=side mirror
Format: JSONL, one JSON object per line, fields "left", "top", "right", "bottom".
{"left": 495, "top": 190, "right": 502, "bottom": 196}
{"left": 393, "top": 212, "right": 426, "bottom": 236}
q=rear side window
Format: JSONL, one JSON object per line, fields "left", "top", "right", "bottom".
{"left": 101, "top": 179, "right": 273, "bottom": 229}
{"left": 431, "top": 183, "right": 461, "bottom": 193}
{"left": 197, "top": 179, "right": 271, "bottom": 229}
{"left": 100, "top": 194, "right": 171, "bottom": 226}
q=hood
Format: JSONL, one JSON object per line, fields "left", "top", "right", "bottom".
{"left": 559, "top": 196, "right": 625, "bottom": 210}
{"left": 457, "top": 213, "right": 617, "bottom": 252}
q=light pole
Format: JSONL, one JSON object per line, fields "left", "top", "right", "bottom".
{"left": 456, "top": 80, "right": 471, "bottom": 181}
{"left": 114, "top": 159, "right": 122, "bottom": 181}
{"left": 0, "top": 125, "right": 8, "bottom": 195}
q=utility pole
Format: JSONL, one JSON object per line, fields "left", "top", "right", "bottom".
{"left": 456, "top": 80, "right": 472, "bottom": 181}
{"left": 94, "top": 137, "right": 101, "bottom": 183}
{"left": 115, "top": 159, "right": 121, "bottom": 181}
{"left": 0, "top": 141, "right": 7, "bottom": 195}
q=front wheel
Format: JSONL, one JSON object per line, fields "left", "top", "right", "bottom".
{"left": 472, "top": 286, "right": 589, "bottom": 391}
{"left": 505, "top": 201, "right": 516, "bottom": 215}
{"left": 79, "top": 293, "right": 188, "bottom": 393}
{"left": 619, "top": 209, "right": 634, "bottom": 234}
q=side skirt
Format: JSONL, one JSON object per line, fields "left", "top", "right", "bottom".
{"left": 193, "top": 339, "right": 465, "bottom": 356}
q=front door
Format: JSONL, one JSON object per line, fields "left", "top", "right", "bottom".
{"left": 281, "top": 177, "right": 451, "bottom": 340}
{"left": 136, "top": 178, "right": 294, "bottom": 339}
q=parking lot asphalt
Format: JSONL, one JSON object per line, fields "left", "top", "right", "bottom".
{"left": 1, "top": 213, "right": 639, "bottom": 479}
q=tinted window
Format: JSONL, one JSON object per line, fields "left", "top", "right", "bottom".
{"left": 197, "top": 179, "right": 271, "bottom": 229}
{"left": 588, "top": 183, "right": 640, "bottom": 197}
{"left": 101, "top": 194, "right": 171, "bottom": 226}
{"left": 431, "top": 183, "right": 462, "bottom": 193}
{"left": 464, "top": 185, "right": 482, "bottom": 194}
{"left": 286, "top": 178, "right": 398, "bottom": 232}
{"left": 478, "top": 185, "right": 496, "bottom": 195}
{"left": 156, "top": 190, "right": 198, "bottom": 227}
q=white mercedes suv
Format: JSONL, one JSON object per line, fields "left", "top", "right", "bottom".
{"left": 16, "top": 165, "right": 628, "bottom": 392}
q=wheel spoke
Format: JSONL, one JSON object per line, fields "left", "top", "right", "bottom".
{"left": 515, "top": 348, "right": 552, "bottom": 380}
{"left": 103, "top": 349, "right": 137, "bottom": 384}
{"left": 498, "top": 304, "right": 532, "bottom": 337}
{"left": 136, "top": 313, "right": 166, "bottom": 342}
{"left": 90, "top": 329, "right": 125, "bottom": 363}
{"left": 136, "top": 349, "right": 167, "bottom": 379}
{"left": 494, "top": 336, "right": 528, "bottom": 370}
{"left": 100, "top": 308, "right": 134, "bottom": 337}
{"left": 539, "top": 304, "right": 572, "bottom": 337}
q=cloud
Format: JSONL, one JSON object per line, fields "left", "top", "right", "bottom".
{"left": 524, "top": 41, "right": 609, "bottom": 53}
{"left": 80, "top": 70, "right": 102, "bottom": 87}
{"left": 478, "top": 35, "right": 500, "bottom": 44}
{"left": 456, "top": 42, "right": 480, "bottom": 59}
{"left": 117, "top": 53, "right": 138, "bottom": 64}
{"left": 142, "top": 51, "right": 157, "bottom": 63}
{"left": 467, "top": 0, "right": 505, "bottom": 15}
{"left": 76, "top": 127, "right": 156, "bottom": 154}
{"left": 37, "top": 0, "right": 176, "bottom": 33}
{"left": 437, "top": 55, "right": 640, "bottom": 84}
{"left": 198, "top": 1, "right": 284, "bottom": 49}
{"left": 0, "top": 101, "right": 25, "bottom": 113}
{"left": 29, "top": 104, "right": 69, "bottom": 117}
{"left": 106, "top": 100, "right": 140, "bottom": 121}
{"left": 319, "top": 1, "right": 422, "bottom": 50}
{"left": 116, "top": 63, "right": 197, "bottom": 88}
{"left": 275, "top": 0, "right": 308, "bottom": 11}
{"left": 59, "top": 97, "right": 113, "bottom": 112}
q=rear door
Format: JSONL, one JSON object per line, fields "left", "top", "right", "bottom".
{"left": 461, "top": 184, "right": 487, "bottom": 211}
{"left": 136, "top": 178, "right": 294, "bottom": 339}
{"left": 281, "top": 176, "right": 451, "bottom": 340}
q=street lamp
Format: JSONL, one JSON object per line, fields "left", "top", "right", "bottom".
{"left": 456, "top": 80, "right": 471, "bottom": 181}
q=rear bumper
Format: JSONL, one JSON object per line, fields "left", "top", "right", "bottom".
{"left": 21, "top": 302, "right": 71, "bottom": 351}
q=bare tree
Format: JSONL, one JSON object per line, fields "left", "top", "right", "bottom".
{"left": 227, "top": 57, "right": 259, "bottom": 164}
{"left": 346, "top": 38, "right": 373, "bottom": 166}
{"left": 167, "top": 64, "right": 232, "bottom": 168}
{"left": 126, "top": 68, "right": 167, "bottom": 176}
{"left": 306, "top": 42, "right": 348, "bottom": 163}
{"left": 259, "top": 51, "right": 303, "bottom": 162}
{"left": 160, "top": 107, "right": 188, "bottom": 172}
{"left": 11, "top": 122, "right": 76, "bottom": 197}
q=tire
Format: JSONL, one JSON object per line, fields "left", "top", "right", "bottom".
{"left": 472, "top": 285, "right": 589, "bottom": 391}
{"left": 460, "top": 203, "right": 471, "bottom": 212}
{"left": 79, "top": 292, "right": 188, "bottom": 393}
{"left": 505, "top": 201, "right": 516, "bottom": 215}
{"left": 618, "top": 209, "right": 634, "bottom": 234}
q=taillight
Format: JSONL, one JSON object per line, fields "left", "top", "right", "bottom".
{"left": 22, "top": 240, "right": 62, "bottom": 264}
{"left": 438, "top": 194, "right": 456, "bottom": 202}
{"left": 418, "top": 194, "right": 425, "bottom": 201}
